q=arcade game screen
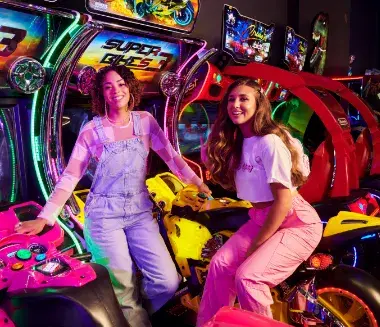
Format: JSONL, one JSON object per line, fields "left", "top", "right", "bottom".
{"left": 0, "top": 7, "right": 48, "bottom": 89}
{"left": 222, "top": 5, "right": 275, "bottom": 64}
{"left": 271, "top": 96, "right": 327, "bottom": 159}
{"left": 284, "top": 26, "right": 308, "bottom": 73}
{"left": 86, "top": 0, "right": 200, "bottom": 33}
{"left": 177, "top": 102, "right": 217, "bottom": 159}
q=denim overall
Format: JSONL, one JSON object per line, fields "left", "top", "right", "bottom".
{"left": 83, "top": 113, "right": 180, "bottom": 327}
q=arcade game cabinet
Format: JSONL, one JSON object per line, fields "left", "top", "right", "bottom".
{"left": 0, "top": 1, "right": 130, "bottom": 326}
{"left": 0, "top": 0, "right": 83, "bottom": 254}
{"left": 24, "top": 0, "right": 205, "bottom": 233}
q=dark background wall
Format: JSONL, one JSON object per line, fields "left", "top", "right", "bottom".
{"left": 189, "top": 0, "right": 379, "bottom": 76}
{"left": 350, "top": 0, "right": 380, "bottom": 75}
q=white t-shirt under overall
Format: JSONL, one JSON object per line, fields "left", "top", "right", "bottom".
{"left": 235, "top": 134, "right": 310, "bottom": 203}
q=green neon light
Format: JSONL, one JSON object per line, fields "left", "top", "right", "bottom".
{"left": 271, "top": 101, "right": 287, "bottom": 119}
{"left": 31, "top": 13, "right": 82, "bottom": 254}
{"left": 0, "top": 109, "right": 17, "bottom": 202}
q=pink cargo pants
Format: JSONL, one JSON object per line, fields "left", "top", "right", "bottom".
{"left": 197, "top": 194, "right": 323, "bottom": 326}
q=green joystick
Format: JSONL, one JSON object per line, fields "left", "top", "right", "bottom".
{"left": 16, "top": 249, "right": 32, "bottom": 261}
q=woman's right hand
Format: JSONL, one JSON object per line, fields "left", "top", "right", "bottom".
{"left": 14, "top": 217, "right": 49, "bottom": 235}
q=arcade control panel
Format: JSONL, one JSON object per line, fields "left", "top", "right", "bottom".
{"left": 0, "top": 202, "right": 129, "bottom": 327}
{"left": 0, "top": 233, "right": 96, "bottom": 294}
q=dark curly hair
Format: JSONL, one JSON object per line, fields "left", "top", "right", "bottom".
{"left": 91, "top": 65, "right": 144, "bottom": 116}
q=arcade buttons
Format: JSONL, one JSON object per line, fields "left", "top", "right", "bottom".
{"left": 35, "top": 254, "right": 46, "bottom": 262}
{"left": 16, "top": 249, "right": 32, "bottom": 261}
{"left": 11, "top": 262, "right": 24, "bottom": 271}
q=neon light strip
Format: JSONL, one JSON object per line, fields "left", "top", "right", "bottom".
{"left": 31, "top": 13, "right": 80, "bottom": 199}
{"left": 0, "top": 109, "right": 17, "bottom": 202}
{"left": 331, "top": 76, "right": 364, "bottom": 81}
{"left": 164, "top": 42, "right": 207, "bottom": 137}
{"left": 353, "top": 246, "right": 357, "bottom": 267}
{"left": 51, "top": 158, "right": 60, "bottom": 180}
{"left": 31, "top": 13, "right": 82, "bottom": 254}
{"left": 361, "top": 233, "right": 376, "bottom": 240}
{"left": 271, "top": 100, "right": 287, "bottom": 119}
{"left": 264, "top": 81, "right": 274, "bottom": 96}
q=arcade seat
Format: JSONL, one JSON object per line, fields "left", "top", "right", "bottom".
{"left": 355, "top": 128, "right": 371, "bottom": 179}
{"left": 299, "top": 139, "right": 334, "bottom": 204}
{"left": 355, "top": 128, "right": 380, "bottom": 190}
{"left": 3, "top": 264, "right": 130, "bottom": 327}
{"left": 298, "top": 136, "right": 380, "bottom": 221}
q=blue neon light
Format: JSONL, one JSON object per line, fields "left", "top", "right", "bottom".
{"left": 361, "top": 233, "right": 377, "bottom": 240}
{"left": 353, "top": 246, "right": 357, "bottom": 267}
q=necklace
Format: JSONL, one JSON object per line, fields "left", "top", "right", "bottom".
{"left": 106, "top": 112, "right": 131, "bottom": 127}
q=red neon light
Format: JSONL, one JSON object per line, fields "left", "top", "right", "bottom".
{"left": 331, "top": 76, "right": 364, "bottom": 81}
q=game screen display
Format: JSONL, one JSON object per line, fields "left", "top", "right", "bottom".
{"left": 284, "top": 26, "right": 308, "bottom": 73}
{"left": 272, "top": 97, "right": 329, "bottom": 158}
{"left": 177, "top": 102, "right": 217, "bottom": 157}
{"left": 309, "top": 12, "right": 329, "bottom": 75}
{"left": 0, "top": 8, "right": 48, "bottom": 88}
{"left": 222, "top": 5, "right": 275, "bottom": 64}
{"left": 86, "top": 0, "right": 200, "bottom": 34}
{"left": 76, "top": 30, "right": 180, "bottom": 94}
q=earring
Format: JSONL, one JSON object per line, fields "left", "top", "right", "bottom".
{"left": 104, "top": 101, "right": 108, "bottom": 118}
{"left": 129, "top": 94, "right": 135, "bottom": 110}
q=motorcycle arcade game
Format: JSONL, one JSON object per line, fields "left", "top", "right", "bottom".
{"left": 26, "top": 0, "right": 205, "bottom": 231}
{"left": 13, "top": 0, "right": 210, "bottom": 325}
{"left": 327, "top": 74, "right": 380, "bottom": 189}
{"left": 0, "top": 1, "right": 138, "bottom": 326}
{"left": 159, "top": 6, "right": 380, "bottom": 326}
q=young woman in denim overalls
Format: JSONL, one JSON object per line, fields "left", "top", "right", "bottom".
{"left": 16, "top": 65, "right": 211, "bottom": 327}
{"left": 197, "top": 78, "right": 322, "bottom": 326}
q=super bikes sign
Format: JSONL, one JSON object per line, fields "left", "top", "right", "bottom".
{"left": 87, "top": 0, "right": 200, "bottom": 34}
{"left": 77, "top": 30, "right": 180, "bottom": 85}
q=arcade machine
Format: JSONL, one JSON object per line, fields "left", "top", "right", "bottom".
{"left": 168, "top": 5, "right": 380, "bottom": 273}
{"left": 23, "top": 0, "right": 207, "bottom": 237}
{"left": 169, "top": 5, "right": 356, "bottom": 204}
{"left": 329, "top": 74, "right": 380, "bottom": 186}
{"left": 0, "top": 0, "right": 83, "bottom": 255}
{"left": 269, "top": 27, "right": 380, "bottom": 276}
{"left": 0, "top": 2, "right": 130, "bottom": 326}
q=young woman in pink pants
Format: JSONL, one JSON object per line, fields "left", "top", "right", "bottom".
{"left": 197, "top": 78, "right": 323, "bottom": 326}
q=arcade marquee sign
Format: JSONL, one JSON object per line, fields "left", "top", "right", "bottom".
{"left": 77, "top": 30, "right": 180, "bottom": 85}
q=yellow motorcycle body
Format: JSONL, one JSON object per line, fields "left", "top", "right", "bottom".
{"left": 146, "top": 173, "right": 380, "bottom": 326}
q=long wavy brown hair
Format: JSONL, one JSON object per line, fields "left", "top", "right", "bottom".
{"left": 206, "top": 78, "right": 307, "bottom": 191}
{"left": 91, "top": 65, "right": 144, "bottom": 116}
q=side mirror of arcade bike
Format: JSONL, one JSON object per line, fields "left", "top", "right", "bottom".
{"left": 0, "top": 202, "right": 130, "bottom": 327}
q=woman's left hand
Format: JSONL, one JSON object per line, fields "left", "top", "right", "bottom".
{"left": 198, "top": 182, "right": 212, "bottom": 197}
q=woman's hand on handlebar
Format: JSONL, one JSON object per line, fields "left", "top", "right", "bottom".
{"left": 14, "top": 217, "right": 49, "bottom": 235}
{"left": 198, "top": 182, "right": 212, "bottom": 198}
